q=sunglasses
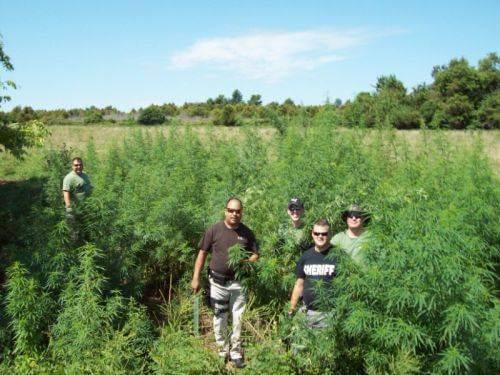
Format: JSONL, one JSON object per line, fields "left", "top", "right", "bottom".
{"left": 347, "top": 211, "right": 363, "bottom": 219}
{"left": 226, "top": 208, "right": 241, "bottom": 214}
{"left": 73, "top": 164, "right": 83, "bottom": 167}
{"left": 313, "top": 231, "right": 328, "bottom": 237}
{"left": 289, "top": 207, "right": 302, "bottom": 212}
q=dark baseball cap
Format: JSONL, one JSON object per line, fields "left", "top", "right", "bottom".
{"left": 288, "top": 197, "right": 304, "bottom": 210}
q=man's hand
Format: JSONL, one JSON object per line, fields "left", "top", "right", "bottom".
{"left": 191, "top": 250, "right": 208, "bottom": 294}
{"left": 191, "top": 278, "right": 201, "bottom": 293}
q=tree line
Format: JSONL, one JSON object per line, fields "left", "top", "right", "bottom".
{"left": 1, "top": 52, "right": 499, "bottom": 130}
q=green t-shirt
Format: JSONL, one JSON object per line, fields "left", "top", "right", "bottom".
{"left": 331, "top": 230, "right": 369, "bottom": 265}
{"left": 62, "top": 171, "right": 92, "bottom": 202}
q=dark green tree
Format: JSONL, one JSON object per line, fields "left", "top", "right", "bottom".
{"left": 477, "top": 52, "right": 500, "bottom": 95}
{"left": 432, "top": 58, "right": 482, "bottom": 105}
{"left": 84, "top": 109, "right": 104, "bottom": 124}
{"left": 231, "top": 89, "right": 243, "bottom": 104}
{"left": 375, "top": 74, "right": 407, "bottom": 98}
{"left": 213, "top": 94, "right": 227, "bottom": 105}
{"left": 248, "top": 94, "right": 262, "bottom": 106}
{"left": 475, "top": 89, "right": 500, "bottom": 129}
{"left": 138, "top": 105, "right": 166, "bottom": 125}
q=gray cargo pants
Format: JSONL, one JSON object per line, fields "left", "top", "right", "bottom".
{"left": 209, "top": 276, "right": 246, "bottom": 360}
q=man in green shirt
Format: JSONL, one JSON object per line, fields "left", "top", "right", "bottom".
{"left": 62, "top": 157, "right": 92, "bottom": 211}
{"left": 331, "top": 204, "right": 370, "bottom": 266}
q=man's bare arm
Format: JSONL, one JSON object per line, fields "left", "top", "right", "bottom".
{"left": 63, "top": 190, "right": 71, "bottom": 208}
{"left": 191, "top": 250, "right": 208, "bottom": 293}
{"left": 289, "top": 278, "right": 304, "bottom": 313}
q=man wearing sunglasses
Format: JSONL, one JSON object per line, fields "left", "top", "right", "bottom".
{"left": 289, "top": 219, "right": 337, "bottom": 328}
{"left": 62, "top": 157, "right": 92, "bottom": 213}
{"left": 191, "top": 197, "right": 259, "bottom": 368}
{"left": 331, "top": 204, "right": 370, "bottom": 266}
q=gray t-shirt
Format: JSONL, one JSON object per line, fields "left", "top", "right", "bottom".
{"left": 331, "top": 230, "right": 369, "bottom": 265}
{"left": 62, "top": 171, "right": 92, "bottom": 202}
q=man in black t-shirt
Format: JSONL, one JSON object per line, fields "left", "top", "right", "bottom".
{"left": 289, "top": 218, "right": 337, "bottom": 328}
{"left": 191, "top": 197, "right": 259, "bottom": 368}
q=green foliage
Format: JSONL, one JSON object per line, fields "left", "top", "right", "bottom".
{"left": 5, "top": 263, "right": 53, "bottom": 355}
{"left": 263, "top": 108, "right": 287, "bottom": 134}
{"left": 212, "top": 104, "right": 240, "bottom": 126}
{"left": 83, "top": 108, "right": 104, "bottom": 124}
{"left": 248, "top": 94, "right": 262, "bottom": 106}
{"left": 342, "top": 92, "right": 377, "bottom": 127}
{"left": 0, "top": 120, "right": 50, "bottom": 158}
{"left": 0, "top": 123, "right": 498, "bottom": 372}
{"left": 160, "top": 102, "right": 179, "bottom": 116}
{"left": 231, "top": 89, "right": 243, "bottom": 104}
{"left": 0, "top": 39, "right": 49, "bottom": 158}
{"left": 475, "top": 89, "right": 500, "bottom": 129}
{"left": 184, "top": 102, "right": 210, "bottom": 117}
{"left": 0, "top": 35, "right": 16, "bottom": 106}
{"left": 8, "top": 106, "right": 39, "bottom": 123}
{"left": 241, "top": 340, "right": 294, "bottom": 373}
{"left": 138, "top": 105, "right": 166, "bottom": 125}
{"left": 150, "top": 328, "right": 224, "bottom": 374}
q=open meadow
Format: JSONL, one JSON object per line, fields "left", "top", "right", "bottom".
{"left": 1, "top": 125, "right": 499, "bottom": 179}
{"left": 0, "top": 124, "right": 498, "bottom": 373}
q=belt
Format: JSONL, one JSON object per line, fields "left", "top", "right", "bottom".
{"left": 209, "top": 269, "right": 235, "bottom": 284}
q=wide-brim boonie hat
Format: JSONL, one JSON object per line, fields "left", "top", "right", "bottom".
{"left": 342, "top": 204, "right": 370, "bottom": 224}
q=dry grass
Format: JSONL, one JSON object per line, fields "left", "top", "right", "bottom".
{"left": 2, "top": 125, "right": 499, "bottom": 179}
{"left": 44, "top": 125, "right": 277, "bottom": 152}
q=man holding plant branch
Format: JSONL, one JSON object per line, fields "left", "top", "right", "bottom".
{"left": 191, "top": 197, "right": 259, "bottom": 368}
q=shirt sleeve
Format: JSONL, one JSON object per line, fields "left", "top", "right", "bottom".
{"left": 198, "top": 225, "right": 214, "bottom": 252}
{"left": 331, "top": 233, "right": 341, "bottom": 247}
{"left": 249, "top": 230, "right": 259, "bottom": 254}
{"left": 62, "top": 174, "right": 71, "bottom": 191}
{"left": 295, "top": 254, "right": 306, "bottom": 279}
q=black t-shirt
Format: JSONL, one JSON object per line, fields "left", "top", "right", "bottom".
{"left": 199, "top": 220, "right": 258, "bottom": 277}
{"left": 295, "top": 246, "right": 337, "bottom": 310}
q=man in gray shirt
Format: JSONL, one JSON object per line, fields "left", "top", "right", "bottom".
{"left": 331, "top": 204, "right": 370, "bottom": 266}
{"left": 62, "top": 157, "right": 92, "bottom": 213}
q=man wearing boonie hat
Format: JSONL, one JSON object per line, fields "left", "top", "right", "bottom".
{"left": 331, "top": 204, "right": 370, "bottom": 266}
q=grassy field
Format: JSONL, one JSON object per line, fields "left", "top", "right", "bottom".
{"left": 1, "top": 125, "right": 499, "bottom": 180}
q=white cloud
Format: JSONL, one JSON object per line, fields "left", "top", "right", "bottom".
{"left": 169, "top": 29, "right": 390, "bottom": 82}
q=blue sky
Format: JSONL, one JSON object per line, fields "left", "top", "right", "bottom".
{"left": 1, "top": 0, "right": 498, "bottom": 111}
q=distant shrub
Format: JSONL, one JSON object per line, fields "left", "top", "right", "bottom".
{"left": 391, "top": 106, "right": 422, "bottom": 129}
{"left": 84, "top": 110, "right": 104, "bottom": 124}
{"left": 161, "top": 102, "right": 179, "bottom": 117}
{"left": 212, "top": 104, "right": 239, "bottom": 126}
{"left": 138, "top": 105, "right": 166, "bottom": 125}
{"left": 184, "top": 103, "right": 210, "bottom": 117}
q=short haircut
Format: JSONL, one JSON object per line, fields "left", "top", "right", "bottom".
{"left": 313, "top": 218, "right": 330, "bottom": 228}
{"left": 226, "top": 196, "right": 243, "bottom": 208}
{"left": 72, "top": 157, "right": 83, "bottom": 163}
